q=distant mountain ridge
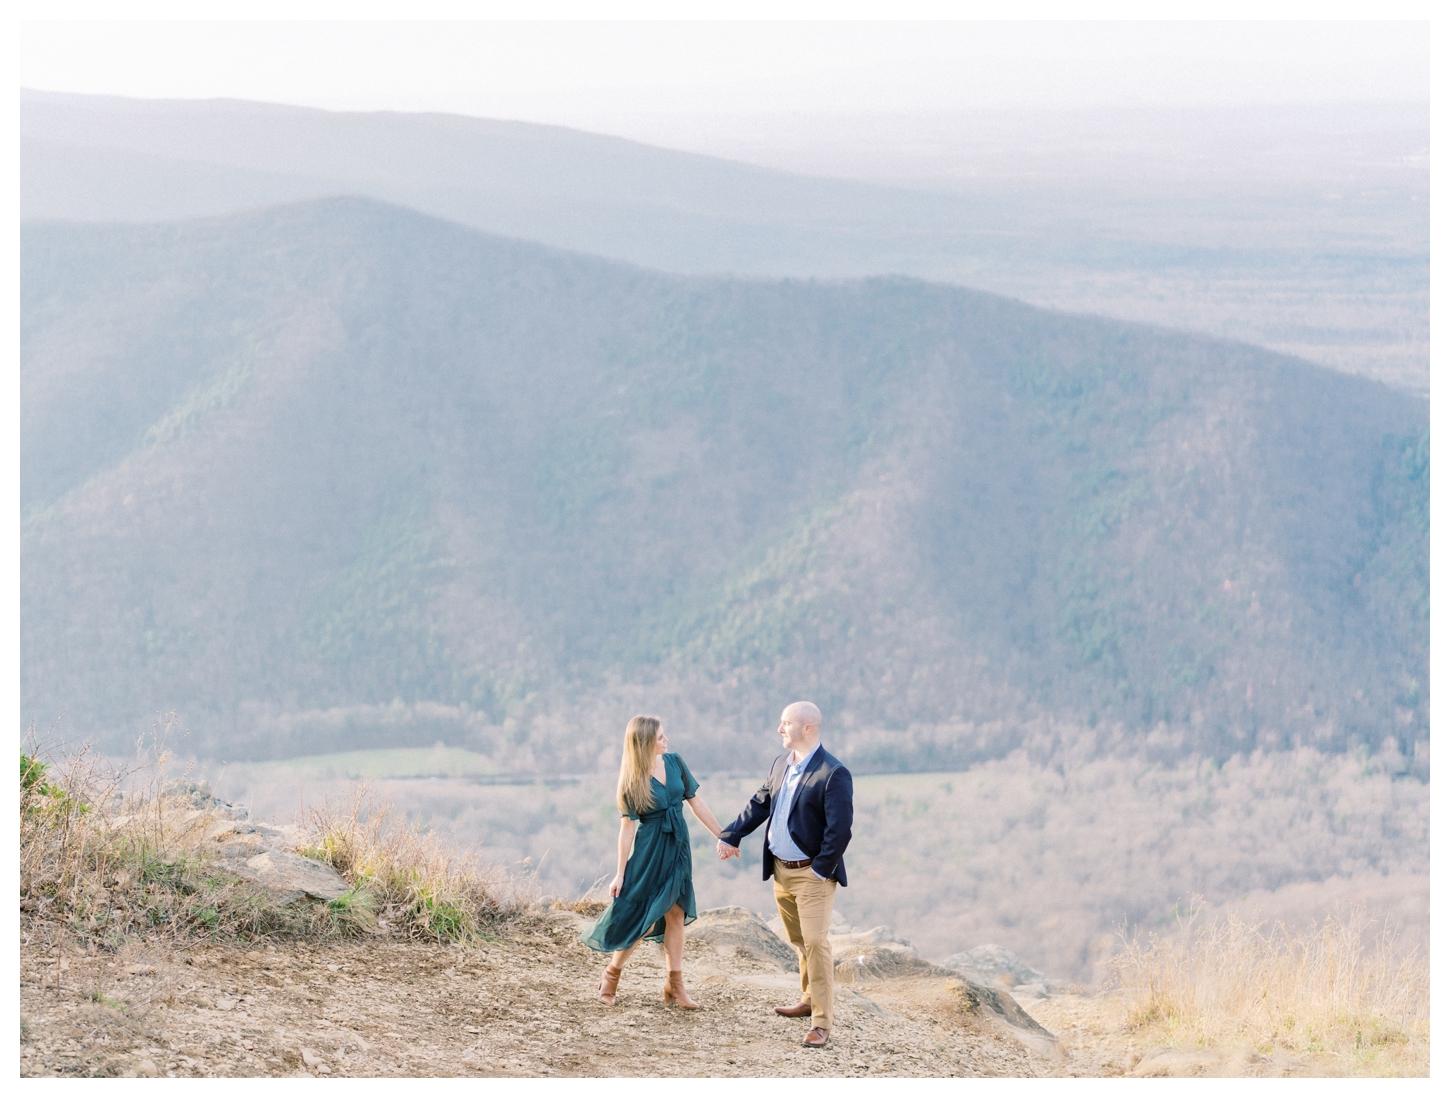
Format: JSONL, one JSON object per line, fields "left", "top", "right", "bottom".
{"left": 21, "top": 89, "right": 1429, "bottom": 394}
{"left": 20, "top": 198, "right": 1426, "bottom": 771}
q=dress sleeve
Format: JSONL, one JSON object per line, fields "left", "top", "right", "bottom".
{"left": 676, "top": 754, "right": 700, "bottom": 800}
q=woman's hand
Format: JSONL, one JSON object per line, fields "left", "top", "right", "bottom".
{"left": 609, "top": 873, "right": 625, "bottom": 898}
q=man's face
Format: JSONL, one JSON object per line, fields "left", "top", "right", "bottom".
{"left": 778, "top": 709, "right": 811, "bottom": 751}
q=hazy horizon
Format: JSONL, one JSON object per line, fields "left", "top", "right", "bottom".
{"left": 18, "top": 20, "right": 1429, "bottom": 112}
{"left": 20, "top": 86, "right": 1429, "bottom": 189}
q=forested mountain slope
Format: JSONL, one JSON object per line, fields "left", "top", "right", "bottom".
{"left": 20, "top": 198, "right": 1426, "bottom": 770}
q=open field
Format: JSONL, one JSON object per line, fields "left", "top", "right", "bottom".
{"left": 234, "top": 746, "right": 498, "bottom": 782}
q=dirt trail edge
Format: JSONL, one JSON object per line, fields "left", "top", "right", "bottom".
{"left": 20, "top": 905, "right": 1080, "bottom": 1078}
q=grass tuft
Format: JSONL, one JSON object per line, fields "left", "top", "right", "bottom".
{"left": 299, "top": 785, "right": 536, "bottom": 942}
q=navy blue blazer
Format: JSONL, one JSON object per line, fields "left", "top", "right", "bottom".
{"left": 719, "top": 746, "right": 853, "bottom": 886}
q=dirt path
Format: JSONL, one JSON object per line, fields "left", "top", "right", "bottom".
{"left": 20, "top": 911, "right": 1057, "bottom": 1078}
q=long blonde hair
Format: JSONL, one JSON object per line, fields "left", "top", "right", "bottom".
{"left": 617, "top": 715, "right": 661, "bottom": 816}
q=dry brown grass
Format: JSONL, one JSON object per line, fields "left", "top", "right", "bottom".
{"left": 21, "top": 718, "right": 534, "bottom": 949}
{"left": 20, "top": 717, "right": 305, "bottom": 946}
{"left": 1111, "top": 899, "right": 1429, "bottom": 1075}
{"left": 298, "top": 784, "right": 538, "bottom": 941}
{"left": 551, "top": 898, "right": 609, "bottom": 917}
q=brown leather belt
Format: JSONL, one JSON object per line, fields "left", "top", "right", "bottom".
{"left": 776, "top": 858, "right": 813, "bottom": 869}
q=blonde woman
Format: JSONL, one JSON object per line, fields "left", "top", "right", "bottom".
{"left": 581, "top": 715, "right": 724, "bottom": 1008}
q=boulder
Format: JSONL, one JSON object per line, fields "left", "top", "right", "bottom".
{"left": 816, "top": 919, "right": 953, "bottom": 983}
{"left": 208, "top": 820, "right": 301, "bottom": 859}
{"left": 952, "top": 979, "right": 1065, "bottom": 1060}
{"left": 161, "top": 779, "right": 215, "bottom": 806}
{"left": 232, "top": 851, "right": 349, "bottom": 904}
{"left": 687, "top": 907, "right": 801, "bottom": 972}
{"left": 833, "top": 933, "right": 944, "bottom": 984}
{"left": 942, "top": 943, "right": 1066, "bottom": 996}
{"left": 159, "top": 779, "right": 247, "bottom": 818}
{"left": 830, "top": 923, "right": 918, "bottom": 954}
{"left": 817, "top": 918, "right": 1064, "bottom": 1059}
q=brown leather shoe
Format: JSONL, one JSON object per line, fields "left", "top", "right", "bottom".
{"left": 774, "top": 1001, "right": 812, "bottom": 1017}
{"left": 802, "top": 1027, "right": 829, "bottom": 1048}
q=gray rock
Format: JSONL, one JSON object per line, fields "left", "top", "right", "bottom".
{"left": 158, "top": 779, "right": 250, "bottom": 820}
{"left": 687, "top": 906, "right": 801, "bottom": 972}
{"left": 830, "top": 924, "right": 918, "bottom": 953}
{"left": 232, "top": 851, "right": 348, "bottom": 904}
{"left": 834, "top": 940, "right": 942, "bottom": 983}
{"left": 162, "top": 778, "right": 212, "bottom": 800}
{"left": 209, "top": 820, "right": 295, "bottom": 849}
{"left": 954, "top": 980, "right": 1066, "bottom": 1060}
{"left": 820, "top": 922, "right": 1064, "bottom": 1058}
{"left": 826, "top": 922, "right": 986, "bottom": 988}
{"left": 820, "top": 919, "right": 954, "bottom": 984}
{"left": 942, "top": 944, "right": 1062, "bottom": 991}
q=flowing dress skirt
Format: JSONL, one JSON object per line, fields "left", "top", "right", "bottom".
{"left": 582, "top": 753, "right": 698, "bottom": 950}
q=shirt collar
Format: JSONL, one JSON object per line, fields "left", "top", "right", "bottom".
{"left": 788, "top": 741, "right": 822, "bottom": 773}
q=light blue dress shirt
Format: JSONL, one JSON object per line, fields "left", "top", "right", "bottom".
{"left": 768, "top": 741, "right": 822, "bottom": 868}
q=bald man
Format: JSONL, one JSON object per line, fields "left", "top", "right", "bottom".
{"left": 717, "top": 701, "right": 854, "bottom": 1048}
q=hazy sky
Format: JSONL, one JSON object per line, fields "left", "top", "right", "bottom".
{"left": 18, "top": 18, "right": 1431, "bottom": 131}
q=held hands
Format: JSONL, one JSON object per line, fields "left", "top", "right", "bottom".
{"left": 716, "top": 840, "right": 740, "bottom": 860}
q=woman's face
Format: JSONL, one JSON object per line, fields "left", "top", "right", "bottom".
{"left": 654, "top": 729, "right": 669, "bottom": 755}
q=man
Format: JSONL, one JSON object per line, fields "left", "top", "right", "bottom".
{"left": 718, "top": 701, "right": 853, "bottom": 1048}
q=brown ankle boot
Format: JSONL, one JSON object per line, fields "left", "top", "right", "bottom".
{"left": 598, "top": 963, "right": 623, "bottom": 1005}
{"left": 663, "top": 969, "right": 699, "bottom": 1009}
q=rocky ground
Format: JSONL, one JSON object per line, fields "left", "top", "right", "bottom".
{"left": 19, "top": 902, "right": 1358, "bottom": 1079}
{"left": 22, "top": 780, "right": 1398, "bottom": 1078}
{"left": 20, "top": 902, "right": 1083, "bottom": 1079}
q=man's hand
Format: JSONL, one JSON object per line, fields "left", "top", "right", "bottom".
{"left": 717, "top": 840, "right": 741, "bottom": 860}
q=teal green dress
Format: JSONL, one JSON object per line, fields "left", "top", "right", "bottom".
{"left": 582, "top": 753, "right": 700, "bottom": 952}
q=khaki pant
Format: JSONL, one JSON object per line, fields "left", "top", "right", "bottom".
{"left": 772, "top": 862, "right": 838, "bottom": 1031}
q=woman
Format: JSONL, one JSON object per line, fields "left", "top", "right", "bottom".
{"left": 582, "top": 715, "right": 724, "bottom": 1008}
